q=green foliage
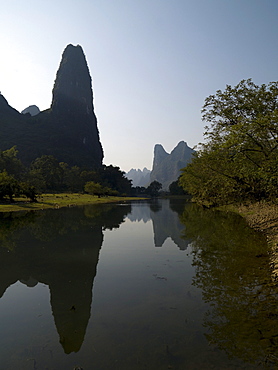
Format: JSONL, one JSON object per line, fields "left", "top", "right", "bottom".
{"left": 84, "top": 182, "right": 104, "bottom": 197}
{"left": 169, "top": 179, "right": 187, "bottom": 195}
{"left": 131, "top": 186, "right": 147, "bottom": 196}
{"left": 0, "top": 171, "right": 39, "bottom": 203}
{"left": 0, "top": 171, "right": 19, "bottom": 202}
{"left": 146, "top": 180, "right": 162, "bottom": 197}
{"left": 0, "top": 147, "right": 132, "bottom": 199}
{"left": 180, "top": 79, "right": 278, "bottom": 205}
{"left": 84, "top": 181, "right": 119, "bottom": 197}
{"left": 100, "top": 165, "right": 132, "bottom": 195}
{"left": 28, "top": 155, "right": 63, "bottom": 191}
{"left": 0, "top": 146, "right": 24, "bottom": 178}
{"left": 19, "top": 182, "right": 39, "bottom": 202}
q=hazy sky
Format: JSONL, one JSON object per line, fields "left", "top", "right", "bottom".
{"left": 1, "top": 0, "right": 278, "bottom": 172}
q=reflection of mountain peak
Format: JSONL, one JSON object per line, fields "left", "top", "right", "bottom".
{"left": 127, "top": 203, "right": 151, "bottom": 222}
{"left": 0, "top": 203, "right": 131, "bottom": 353}
{"left": 127, "top": 200, "right": 190, "bottom": 250}
{"left": 20, "top": 277, "right": 38, "bottom": 287}
{"left": 151, "top": 199, "right": 189, "bottom": 250}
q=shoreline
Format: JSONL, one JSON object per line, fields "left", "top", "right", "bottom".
{"left": 1, "top": 195, "right": 277, "bottom": 246}
{"left": 234, "top": 202, "right": 278, "bottom": 246}
{"left": 232, "top": 202, "right": 278, "bottom": 279}
{"left": 0, "top": 193, "right": 146, "bottom": 213}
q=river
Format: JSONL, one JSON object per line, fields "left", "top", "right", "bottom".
{"left": 0, "top": 199, "right": 277, "bottom": 369}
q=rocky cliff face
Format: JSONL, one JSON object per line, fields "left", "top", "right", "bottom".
{"left": 0, "top": 44, "right": 103, "bottom": 168}
{"left": 150, "top": 141, "right": 194, "bottom": 190}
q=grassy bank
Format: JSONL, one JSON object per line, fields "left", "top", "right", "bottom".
{"left": 0, "top": 193, "right": 144, "bottom": 213}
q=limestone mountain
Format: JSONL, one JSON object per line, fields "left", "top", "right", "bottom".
{"left": 0, "top": 44, "right": 103, "bottom": 168}
{"left": 150, "top": 141, "right": 194, "bottom": 190}
{"left": 125, "top": 167, "right": 151, "bottom": 187}
{"left": 21, "top": 105, "right": 40, "bottom": 116}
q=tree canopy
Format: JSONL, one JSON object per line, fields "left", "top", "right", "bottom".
{"left": 146, "top": 181, "right": 162, "bottom": 198}
{"left": 179, "top": 79, "right": 278, "bottom": 205}
{"left": 0, "top": 147, "right": 134, "bottom": 202}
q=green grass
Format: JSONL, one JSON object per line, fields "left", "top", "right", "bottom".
{"left": 0, "top": 193, "right": 144, "bottom": 213}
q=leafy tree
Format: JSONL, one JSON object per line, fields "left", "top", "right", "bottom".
{"left": 131, "top": 186, "right": 146, "bottom": 196}
{"left": 84, "top": 181, "right": 105, "bottom": 197}
{"left": 0, "top": 146, "right": 24, "bottom": 178}
{"left": 19, "top": 182, "right": 39, "bottom": 202}
{"left": 100, "top": 165, "right": 132, "bottom": 195}
{"left": 84, "top": 181, "right": 118, "bottom": 197}
{"left": 146, "top": 180, "right": 162, "bottom": 197}
{"left": 180, "top": 79, "right": 278, "bottom": 205}
{"left": 80, "top": 169, "right": 100, "bottom": 185}
{"left": 28, "top": 155, "right": 63, "bottom": 191}
{"left": 0, "top": 171, "right": 19, "bottom": 202}
{"left": 58, "top": 164, "right": 83, "bottom": 192}
{"left": 169, "top": 179, "right": 187, "bottom": 195}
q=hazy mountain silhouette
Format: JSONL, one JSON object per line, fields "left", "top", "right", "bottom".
{"left": 0, "top": 44, "right": 103, "bottom": 168}
{"left": 150, "top": 141, "right": 194, "bottom": 190}
{"left": 21, "top": 105, "right": 40, "bottom": 116}
{"left": 125, "top": 167, "right": 151, "bottom": 187}
{"left": 0, "top": 204, "right": 130, "bottom": 353}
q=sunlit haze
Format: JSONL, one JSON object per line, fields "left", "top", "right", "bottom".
{"left": 1, "top": 0, "right": 277, "bottom": 172}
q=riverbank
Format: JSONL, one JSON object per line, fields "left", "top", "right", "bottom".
{"left": 233, "top": 202, "right": 278, "bottom": 246}
{"left": 0, "top": 193, "right": 144, "bottom": 213}
{"left": 231, "top": 201, "right": 278, "bottom": 279}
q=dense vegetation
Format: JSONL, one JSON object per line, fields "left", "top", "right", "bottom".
{"left": 0, "top": 147, "right": 132, "bottom": 202}
{"left": 179, "top": 79, "right": 278, "bottom": 206}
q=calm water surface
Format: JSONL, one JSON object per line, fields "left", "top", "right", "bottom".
{"left": 0, "top": 199, "right": 277, "bottom": 369}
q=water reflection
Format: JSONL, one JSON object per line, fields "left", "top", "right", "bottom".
{"left": 128, "top": 199, "right": 190, "bottom": 250}
{"left": 0, "top": 204, "right": 130, "bottom": 354}
{"left": 180, "top": 203, "right": 278, "bottom": 367}
{"left": 1, "top": 200, "right": 277, "bottom": 368}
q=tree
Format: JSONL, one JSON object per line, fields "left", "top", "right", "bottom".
{"left": 0, "top": 171, "right": 19, "bottom": 202}
{"left": 100, "top": 165, "right": 132, "bottom": 195}
{"left": 146, "top": 181, "right": 162, "bottom": 197}
{"left": 180, "top": 79, "right": 278, "bottom": 205}
{"left": 28, "top": 155, "right": 63, "bottom": 191}
{"left": 84, "top": 181, "right": 105, "bottom": 197}
{"left": 169, "top": 179, "right": 187, "bottom": 195}
{"left": 0, "top": 146, "right": 24, "bottom": 178}
{"left": 19, "top": 182, "right": 39, "bottom": 202}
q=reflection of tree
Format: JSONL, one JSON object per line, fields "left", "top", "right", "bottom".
{"left": 180, "top": 204, "right": 278, "bottom": 367}
{"left": 0, "top": 204, "right": 130, "bottom": 354}
{"left": 0, "top": 211, "right": 37, "bottom": 250}
{"left": 149, "top": 199, "right": 162, "bottom": 213}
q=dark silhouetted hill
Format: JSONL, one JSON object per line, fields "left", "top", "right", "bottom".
{"left": 150, "top": 141, "right": 194, "bottom": 190}
{"left": 0, "top": 44, "right": 103, "bottom": 168}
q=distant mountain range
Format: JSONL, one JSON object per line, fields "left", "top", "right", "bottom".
{"left": 0, "top": 44, "right": 103, "bottom": 168}
{"left": 125, "top": 167, "right": 151, "bottom": 187}
{"left": 150, "top": 141, "right": 194, "bottom": 190}
{"left": 126, "top": 141, "right": 194, "bottom": 190}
